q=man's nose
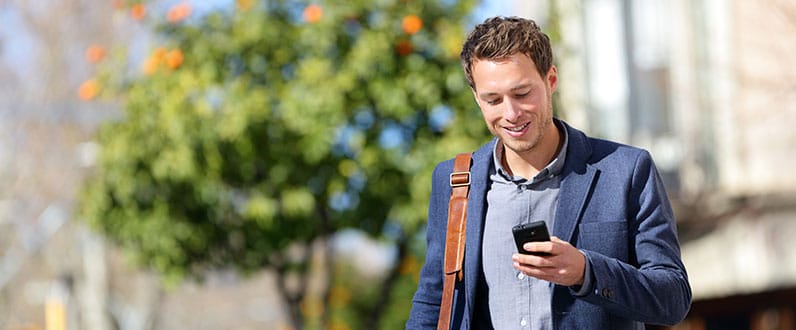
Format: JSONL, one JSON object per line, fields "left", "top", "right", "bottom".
{"left": 503, "top": 98, "right": 521, "bottom": 122}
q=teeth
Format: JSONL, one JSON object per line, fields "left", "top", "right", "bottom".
{"left": 506, "top": 123, "right": 528, "bottom": 132}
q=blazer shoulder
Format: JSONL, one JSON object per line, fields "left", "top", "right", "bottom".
{"left": 560, "top": 119, "right": 647, "bottom": 160}
{"left": 431, "top": 138, "right": 496, "bottom": 182}
{"left": 589, "top": 137, "right": 649, "bottom": 159}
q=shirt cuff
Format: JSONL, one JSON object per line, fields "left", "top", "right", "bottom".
{"left": 569, "top": 250, "right": 593, "bottom": 297}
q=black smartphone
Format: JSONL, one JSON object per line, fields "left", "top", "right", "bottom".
{"left": 512, "top": 221, "right": 551, "bottom": 255}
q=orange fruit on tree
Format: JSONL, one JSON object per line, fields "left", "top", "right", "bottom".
{"left": 85, "top": 45, "right": 106, "bottom": 64}
{"left": 131, "top": 3, "right": 146, "bottom": 21}
{"left": 142, "top": 57, "right": 159, "bottom": 75}
{"left": 303, "top": 4, "right": 323, "bottom": 23}
{"left": 236, "top": 0, "right": 255, "bottom": 11}
{"left": 78, "top": 79, "right": 99, "bottom": 101}
{"left": 396, "top": 39, "right": 413, "bottom": 56}
{"left": 152, "top": 47, "right": 168, "bottom": 61}
{"left": 167, "top": 2, "right": 192, "bottom": 23}
{"left": 402, "top": 15, "right": 423, "bottom": 35}
{"left": 142, "top": 47, "right": 168, "bottom": 75}
{"left": 165, "top": 49, "right": 184, "bottom": 69}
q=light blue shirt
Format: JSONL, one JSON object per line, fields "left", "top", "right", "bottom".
{"left": 482, "top": 121, "right": 567, "bottom": 329}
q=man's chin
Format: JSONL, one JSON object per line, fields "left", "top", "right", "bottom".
{"left": 503, "top": 140, "right": 538, "bottom": 155}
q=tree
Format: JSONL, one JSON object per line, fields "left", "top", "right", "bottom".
{"left": 79, "top": 0, "right": 487, "bottom": 328}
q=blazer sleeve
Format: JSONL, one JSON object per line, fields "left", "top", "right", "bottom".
{"left": 577, "top": 150, "right": 692, "bottom": 326}
{"left": 407, "top": 161, "right": 453, "bottom": 329}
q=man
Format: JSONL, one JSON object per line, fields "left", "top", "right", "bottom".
{"left": 407, "top": 16, "right": 691, "bottom": 329}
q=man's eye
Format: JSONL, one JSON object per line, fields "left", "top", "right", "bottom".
{"left": 486, "top": 99, "right": 500, "bottom": 105}
{"left": 516, "top": 92, "right": 530, "bottom": 98}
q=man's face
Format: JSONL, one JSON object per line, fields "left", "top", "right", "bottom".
{"left": 471, "top": 53, "right": 557, "bottom": 158}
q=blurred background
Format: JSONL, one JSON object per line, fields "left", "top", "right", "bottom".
{"left": 1, "top": 0, "right": 795, "bottom": 329}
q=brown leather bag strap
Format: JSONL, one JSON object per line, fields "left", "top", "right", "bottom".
{"left": 438, "top": 152, "right": 472, "bottom": 330}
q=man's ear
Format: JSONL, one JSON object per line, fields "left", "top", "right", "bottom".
{"left": 546, "top": 65, "right": 558, "bottom": 92}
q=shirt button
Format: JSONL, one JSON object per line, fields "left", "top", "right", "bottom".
{"left": 520, "top": 318, "right": 527, "bottom": 326}
{"left": 517, "top": 273, "right": 525, "bottom": 280}
{"left": 601, "top": 288, "right": 614, "bottom": 299}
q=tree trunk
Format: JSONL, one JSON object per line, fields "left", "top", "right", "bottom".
{"left": 273, "top": 245, "right": 314, "bottom": 330}
{"left": 275, "top": 264, "right": 304, "bottom": 329}
{"left": 316, "top": 205, "right": 333, "bottom": 329}
{"left": 364, "top": 234, "right": 409, "bottom": 330}
{"left": 319, "top": 234, "right": 334, "bottom": 329}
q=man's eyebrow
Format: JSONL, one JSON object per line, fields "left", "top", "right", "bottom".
{"left": 478, "top": 84, "right": 534, "bottom": 98}
{"left": 478, "top": 91, "right": 499, "bottom": 98}
{"left": 511, "top": 83, "right": 534, "bottom": 91}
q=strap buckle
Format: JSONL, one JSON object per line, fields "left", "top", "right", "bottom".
{"left": 449, "top": 171, "right": 471, "bottom": 187}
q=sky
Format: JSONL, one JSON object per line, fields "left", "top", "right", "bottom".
{"left": 475, "top": 0, "right": 512, "bottom": 21}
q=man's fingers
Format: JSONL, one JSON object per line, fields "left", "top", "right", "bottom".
{"left": 522, "top": 241, "right": 554, "bottom": 255}
{"left": 512, "top": 253, "right": 554, "bottom": 268}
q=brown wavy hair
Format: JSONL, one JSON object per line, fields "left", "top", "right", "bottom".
{"left": 460, "top": 16, "right": 553, "bottom": 89}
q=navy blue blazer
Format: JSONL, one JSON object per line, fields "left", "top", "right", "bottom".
{"left": 407, "top": 121, "right": 691, "bottom": 329}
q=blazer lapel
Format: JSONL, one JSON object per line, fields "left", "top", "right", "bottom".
{"left": 554, "top": 121, "right": 598, "bottom": 242}
{"left": 554, "top": 165, "right": 597, "bottom": 242}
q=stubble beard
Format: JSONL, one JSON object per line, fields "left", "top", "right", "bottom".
{"left": 500, "top": 102, "right": 554, "bottom": 157}
{"left": 502, "top": 117, "right": 550, "bottom": 156}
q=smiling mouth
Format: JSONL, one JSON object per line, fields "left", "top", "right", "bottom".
{"left": 504, "top": 123, "right": 529, "bottom": 132}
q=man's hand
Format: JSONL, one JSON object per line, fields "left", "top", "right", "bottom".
{"left": 512, "top": 236, "right": 586, "bottom": 286}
